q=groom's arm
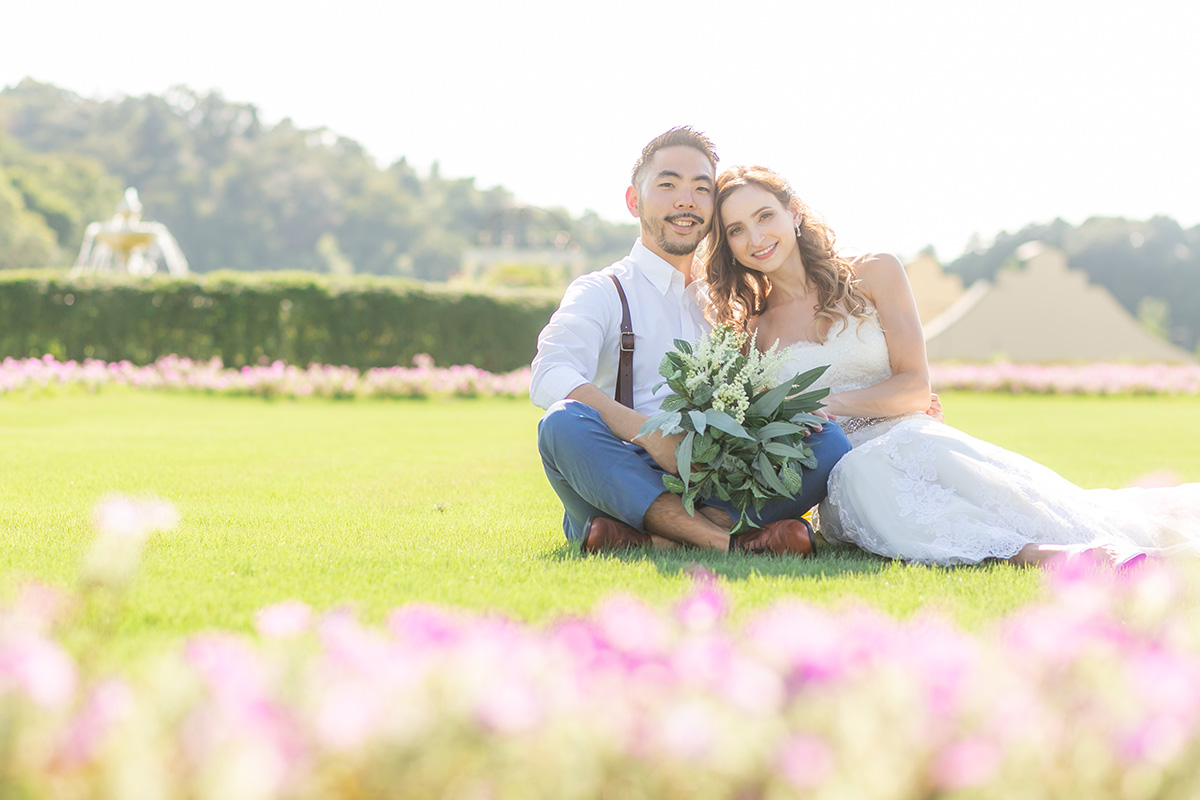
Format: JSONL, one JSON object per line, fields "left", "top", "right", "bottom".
{"left": 530, "top": 273, "right": 618, "bottom": 410}
{"left": 531, "top": 274, "right": 681, "bottom": 474}
{"left": 566, "top": 383, "right": 681, "bottom": 475}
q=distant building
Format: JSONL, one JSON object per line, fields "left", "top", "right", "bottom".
{"left": 905, "top": 252, "right": 966, "bottom": 325}
{"left": 921, "top": 244, "right": 1195, "bottom": 363}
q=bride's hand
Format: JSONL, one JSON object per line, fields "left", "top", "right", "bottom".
{"left": 799, "top": 409, "right": 831, "bottom": 437}
{"left": 926, "top": 392, "right": 944, "bottom": 422}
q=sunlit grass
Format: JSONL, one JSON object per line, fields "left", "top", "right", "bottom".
{"left": 2, "top": 389, "right": 1198, "bottom": 653}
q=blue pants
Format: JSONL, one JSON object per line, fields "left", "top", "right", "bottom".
{"left": 537, "top": 399, "right": 852, "bottom": 542}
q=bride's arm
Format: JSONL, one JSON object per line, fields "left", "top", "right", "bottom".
{"left": 820, "top": 253, "right": 933, "bottom": 418}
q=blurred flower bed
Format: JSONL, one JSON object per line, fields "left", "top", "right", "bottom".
{"left": 4, "top": 356, "right": 1200, "bottom": 401}
{"left": 930, "top": 361, "right": 1200, "bottom": 395}
{"left": 5, "top": 497, "right": 1200, "bottom": 799}
{"left": 0, "top": 354, "right": 531, "bottom": 400}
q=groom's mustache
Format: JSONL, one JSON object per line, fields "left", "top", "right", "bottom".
{"left": 666, "top": 213, "right": 705, "bottom": 225}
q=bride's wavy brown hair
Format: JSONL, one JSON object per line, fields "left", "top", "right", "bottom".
{"left": 702, "top": 165, "right": 870, "bottom": 339}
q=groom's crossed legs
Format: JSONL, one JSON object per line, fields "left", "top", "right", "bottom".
{"left": 537, "top": 399, "right": 851, "bottom": 549}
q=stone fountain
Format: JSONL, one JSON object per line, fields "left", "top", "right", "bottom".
{"left": 74, "top": 188, "right": 190, "bottom": 277}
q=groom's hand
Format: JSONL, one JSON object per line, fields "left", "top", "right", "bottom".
{"left": 638, "top": 430, "right": 684, "bottom": 476}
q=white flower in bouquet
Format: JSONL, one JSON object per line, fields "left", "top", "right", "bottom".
{"left": 637, "top": 324, "right": 829, "bottom": 534}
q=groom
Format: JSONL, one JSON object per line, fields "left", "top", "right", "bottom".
{"left": 531, "top": 126, "right": 852, "bottom": 555}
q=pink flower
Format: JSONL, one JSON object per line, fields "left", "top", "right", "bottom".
{"left": 1127, "top": 470, "right": 1184, "bottom": 489}
{"left": 593, "top": 595, "right": 672, "bottom": 660}
{"left": 675, "top": 581, "right": 728, "bottom": 632}
{"left": 475, "top": 677, "right": 543, "bottom": 734}
{"left": 255, "top": 601, "right": 313, "bottom": 639}
{"left": 930, "top": 738, "right": 1003, "bottom": 790}
{"left": 776, "top": 734, "right": 834, "bottom": 790}
{"left": 313, "top": 680, "right": 382, "bottom": 750}
{"left": 0, "top": 632, "right": 77, "bottom": 708}
{"left": 57, "top": 679, "right": 134, "bottom": 765}
{"left": 94, "top": 495, "right": 179, "bottom": 539}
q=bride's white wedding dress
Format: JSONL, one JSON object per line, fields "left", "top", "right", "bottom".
{"left": 778, "top": 309, "right": 1200, "bottom": 565}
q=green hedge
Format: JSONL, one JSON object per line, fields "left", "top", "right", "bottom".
{"left": 0, "top": 270, "right": 561, "bottom": 371}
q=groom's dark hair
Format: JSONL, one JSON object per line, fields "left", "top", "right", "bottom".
{"left": 631, "top": 126, "right": 718, "bottom": 188}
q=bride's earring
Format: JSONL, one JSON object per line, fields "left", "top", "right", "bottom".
{"left": 794, "top": 223, "right": 803, "bottom": 240}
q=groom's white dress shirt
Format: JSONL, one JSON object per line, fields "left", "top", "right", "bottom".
{"left": 531, "top": 239, "right": 710, "bottom": 419}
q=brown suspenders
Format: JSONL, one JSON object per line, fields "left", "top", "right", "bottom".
{"left": 607, "top": 274, "right": 635, "bottom": 409}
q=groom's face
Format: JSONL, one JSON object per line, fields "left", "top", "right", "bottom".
{"left": 628, "top": 146, "right": 715, "bottom": 259}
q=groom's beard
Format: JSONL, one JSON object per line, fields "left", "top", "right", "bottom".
{"left": 645, "top": 213, "right": 708, "bottom": 256}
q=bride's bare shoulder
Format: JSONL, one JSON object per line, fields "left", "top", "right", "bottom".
{"left": 849, "top": 252, "right": 905, "bottom": 292}
{"left": 850, "top": 251, "right": 903, "bottom": 274}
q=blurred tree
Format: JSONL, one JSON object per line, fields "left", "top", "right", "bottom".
{"left": 0, "top": 126, "right": 121, "bottom": 265}
{"left": 0, "top": 79, "right": 636, "bottom": 278}
{"left": 0, "top": 165, "right": 60, "bottom": 268}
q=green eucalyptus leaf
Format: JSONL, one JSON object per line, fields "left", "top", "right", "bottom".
{"left": 659, "top": 411, "right": 683, "bottom": 435}
{"left": 704, "top": 409, "right": 753, "bottom": 440}
{"left": 755, "top": 452, "right": 790, "bottom": 496}
{"left": 637, "top": 412, "right": 675, "bottom": 439}
{"left": 674, "top": 339, "right": 693, "bottom": 355}
{"left": 786, "top": 389, "right": 830, "bottom": 409}
{"left": 748, "top": 379, "right": 793, "bottom": 418}
{"left": 789, "top": 412, "right": 829, "bottom": 429}
{"left": 688, "top": 410, "right": 707, "bottom": 435}
{"left": 677, "top": 431, "right": 695, "bottom": 491}
{"left": 758, "top": 421, "right": 808, "bottom": 440}
{"left": 789, "top": 364, "right": 830, "bottom": 393}
{"left": 764, "top": 441, "right": 809, "bottom": 460}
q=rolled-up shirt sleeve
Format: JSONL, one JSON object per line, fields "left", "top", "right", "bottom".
{"left": 530, "top": 273, "right": 619, "bottom": 410}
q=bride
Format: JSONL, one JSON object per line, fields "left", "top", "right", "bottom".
{"left": 702, "top": 165, "right": 1200, "bottom": 567}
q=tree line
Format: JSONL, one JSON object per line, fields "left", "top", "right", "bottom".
{"left": 2, "top": 78, "right": 1197, "bottom": 352}
{"left": 0, "top": 79, "right": 635, "bottom": 281}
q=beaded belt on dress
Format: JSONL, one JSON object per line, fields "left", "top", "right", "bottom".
{"left": 839, "top": 416, "right": 891, "bottom": 435}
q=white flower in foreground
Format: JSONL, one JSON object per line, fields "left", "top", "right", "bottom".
{"left": 80, "top": 496, "right": 180, "bottom": 590}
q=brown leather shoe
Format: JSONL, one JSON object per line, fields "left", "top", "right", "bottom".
{"left": 731, "top": 518, "right": 816, "bottom": 557}
{"left": 581, "top": 516, "right": 652, "bottom": 555}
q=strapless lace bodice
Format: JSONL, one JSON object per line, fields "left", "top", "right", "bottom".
{"left": 773, "top": 311, "right": 891, "bottom": 395}
{"left": 773, "top": 310, "right": 922, "bottom": 446}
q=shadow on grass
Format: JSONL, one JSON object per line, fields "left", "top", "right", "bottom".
{"left": 545, "top": 540, "right": 894, "bottom": 582}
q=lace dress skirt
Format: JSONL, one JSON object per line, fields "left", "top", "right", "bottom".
{"left": 819, "top": 416, "right": 1200, "bottom": 565}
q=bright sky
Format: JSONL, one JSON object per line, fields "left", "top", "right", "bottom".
{"left": 3, "top": 0, "right": 1198, "bottom": 261}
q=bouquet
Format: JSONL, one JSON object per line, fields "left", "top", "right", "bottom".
{"left": 636, "top": 324, "right": 829, "bottom": 534}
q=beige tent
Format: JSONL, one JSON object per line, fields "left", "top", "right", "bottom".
{"left": 922, "top": 244, "right": 1195, "bottom": 363}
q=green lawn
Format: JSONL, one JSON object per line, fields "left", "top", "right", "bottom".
{"left": 3, "top": 389, "right": 1199, "bottom": 653}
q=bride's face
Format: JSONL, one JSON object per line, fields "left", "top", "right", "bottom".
{"left": 719, "top": 184, "right": 802, "bottom": 276}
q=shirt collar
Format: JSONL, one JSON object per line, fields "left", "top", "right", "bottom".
{"left": 630, "top": 238, "right": 689, "bottom": 296}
